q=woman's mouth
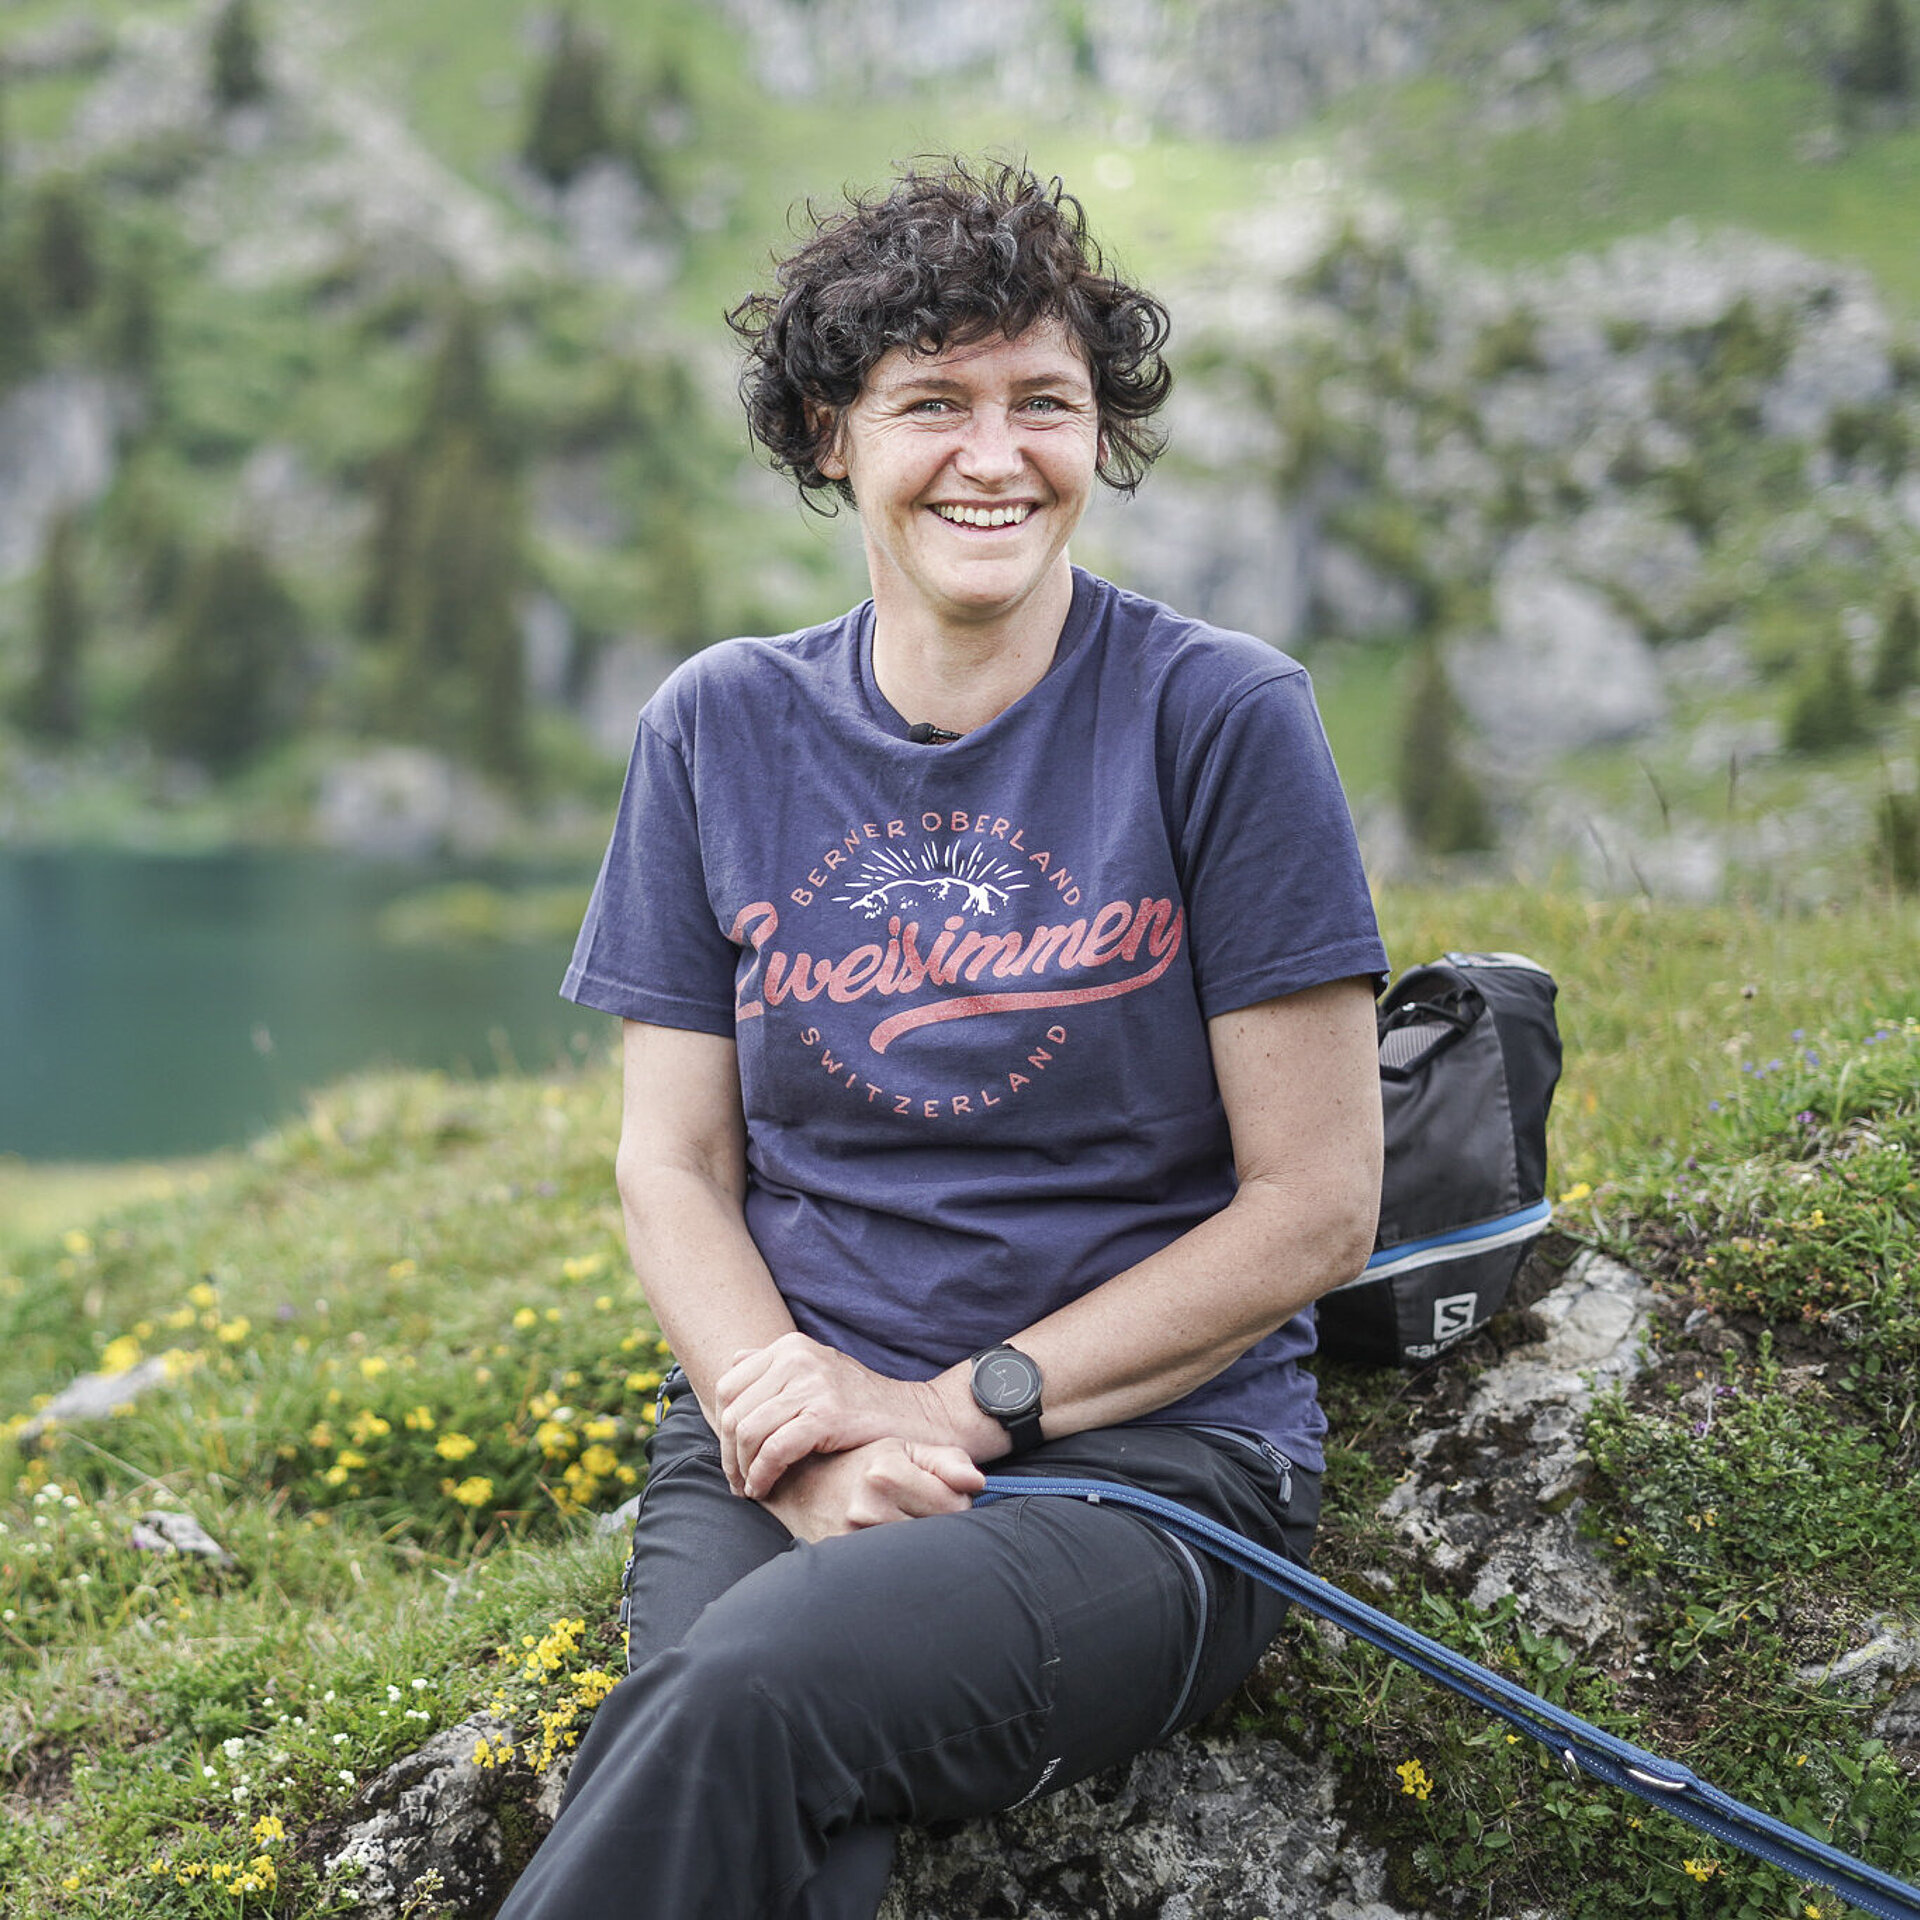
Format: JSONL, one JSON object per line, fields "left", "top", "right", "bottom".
{"left": 929, "top": 503, "right": 1036, "bottom": 528}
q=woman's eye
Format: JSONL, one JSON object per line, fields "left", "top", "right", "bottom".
{"left": 1023, "top": 395, "right": 1065, "bottom": 414}
{"left": 911, "top": 398, "right": 953, "bottom": 416}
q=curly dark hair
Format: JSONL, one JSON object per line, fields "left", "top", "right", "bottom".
{"left": 727, "top": 158, "right": 1173, "bottom": 510}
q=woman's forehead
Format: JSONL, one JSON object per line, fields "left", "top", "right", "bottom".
{"left": 866, "top": 319, "right": 1092, "bottom": 390}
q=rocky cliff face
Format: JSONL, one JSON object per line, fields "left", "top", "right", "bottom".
{"left": 1076, "top": 190, "right": 1920, "bottom": 894}
{"left": 719, "top": 0, "right": 1435, "bottom": 138}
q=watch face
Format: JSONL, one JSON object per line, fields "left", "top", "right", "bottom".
{"left": 974, "top": 1349, "right": 1041, "bottom": 1416}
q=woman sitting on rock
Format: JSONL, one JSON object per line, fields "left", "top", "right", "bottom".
{"left": 499, "top": 155, "right": 1386, "bottom": 1920}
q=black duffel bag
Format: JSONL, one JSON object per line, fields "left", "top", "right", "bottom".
{"left": 1315, "top": 952, "right": 1563, "bottom": 1367}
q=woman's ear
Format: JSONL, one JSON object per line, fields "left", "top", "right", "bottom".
{"left": 808, "top": 405, "right": 847, "bottom": 481}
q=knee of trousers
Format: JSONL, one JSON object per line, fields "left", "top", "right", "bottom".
{"left": 580, "top": 1551, "right": 1054, "bottom": 1832}
{"left": 585, "top": 1619, "right": 896, "bottom": 1818}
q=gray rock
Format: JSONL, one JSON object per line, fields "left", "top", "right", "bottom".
{"left": 311, "top": 747, "right": 515, "bottom": 861}
{"left": 0, "top": 372, "right": 123, "bottom": 583}
{"left": 1451, "top": 561, "right": 1665, "bottom": 758}
{"left": 324, "top": 1716, "right": 524, "bottom": 1920}
{"left": 882, "top": 1732, "right": 1431, "bottom": 1920}
{"left": 1379, "top": 1252, "right": 1656, "bottom": 1654}
{"left": 129, "top": 1508, "right": 237, "bottom": 1570}
{"left": 1795, "top": 1618, "right": 1920, "bottom": 1700}
{"left": 718, "top": 0, "right": 1433, "bottom": 136}
{"left": 15, "top": 1355, "right": 175, "bottom": 1447}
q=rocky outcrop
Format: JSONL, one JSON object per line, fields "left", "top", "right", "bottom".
{"left": 321, "top": 1716, "right": 536, "bottom": 1920}
{"left": 1379, "top": 1250, "right": 1655, "bottom": 1656}
{"left": 719, "top": 0, "right": 1433, "bottom": 135}
{"left": 311, "top": 747, "right": 515, "bottom": 860}
{"left": 882, "top": 1735, "right": 1427, "bottom": 1920}
{"left": 0, "top": 372, "right": 124, "bottom": 583}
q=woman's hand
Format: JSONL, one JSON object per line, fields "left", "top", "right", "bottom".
{"left": 715, "top": 1332, "right": 954, "bottom": 1499}
{"left": 760, "top": 1437, "right": 985, "bottom": 1544}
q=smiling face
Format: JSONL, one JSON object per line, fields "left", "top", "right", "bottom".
{"left": 817, "top": 319, "right": 1102, "bottom": 641}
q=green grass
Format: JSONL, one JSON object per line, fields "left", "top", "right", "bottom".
{"left": 1359, "top": 65, "right": 1920, "bottom": 313}
{"left": 1305, "top": 639, "right": 1411, "bottom": 804}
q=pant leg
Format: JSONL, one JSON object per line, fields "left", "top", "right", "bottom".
{"left": 605, "top": 1391, "right": 902, "bottom": 1920}
{"left": 502, "top": 1415, "right": 1312, "bottom": 1920}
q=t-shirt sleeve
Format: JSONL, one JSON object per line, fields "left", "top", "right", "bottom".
{"left": 1176, "top": 668, "right": 1387, "bottom": 1019}
{"left": 560, "top": 712, "right": 739, "bottom": 1035}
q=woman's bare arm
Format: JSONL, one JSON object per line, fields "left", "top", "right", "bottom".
{"left": 612, "top": 1020, "right": 797, "bottom": 1424}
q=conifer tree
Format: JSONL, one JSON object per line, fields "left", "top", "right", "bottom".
{"left": 101, "top": 230, "right": 163, "bottom": 381}
{"left": 1842, "top": 0, "right": 1913, "bottom": 101}
{"left": 0, "top": 241, "right": 40, "bottom": 388}
{"left": 1784, "top": 644, "right": 1868, "bottom": 753}
{"left": 1878, "top": 785, "right": 1920, "bottom": 892}
{"left": 210, "top": 0, "right": 268, "bottom": 111}
{"left": 16, "top": 511, "right": 86, "bottom": 742}
{"left": 361, "top": 300, "right": 528, "bottom": 781}
{"left": 1396, "top": 644, "right": 1495, "bottom": 855}
{"left": 523, "top": 9, "right": 614, "bottom": 187}
{"left": 146, "top": 538, "right": 304, "bottom": 771}
{"left": 1869, "top": 586, "right": 1920, "bottom": 700}
{"left": 392, "top": 432, "right": 526, "bottom": 780}
{"left": 27, "top": 176, "right": 100, "bottom": 319}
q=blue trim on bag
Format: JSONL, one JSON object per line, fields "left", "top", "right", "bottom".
{"left": 1334, "top": 1197, "right": 1553, "bottom": 1289}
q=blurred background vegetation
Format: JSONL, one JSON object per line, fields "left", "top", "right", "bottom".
{"left": 2, "top": 0, "right": 1918, "bottom": 1157}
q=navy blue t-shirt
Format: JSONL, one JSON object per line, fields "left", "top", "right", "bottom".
{"left": 564, "top": 569, "right": 1386, "bottom": 1470}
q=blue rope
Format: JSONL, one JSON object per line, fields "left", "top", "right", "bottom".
{"left": 978, "top": 1474, "right": 1920, "bottom": 1920}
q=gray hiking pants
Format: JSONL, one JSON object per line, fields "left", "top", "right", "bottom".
{"left": 496, "top": 1380, "right": 1318, "bottom": 1920}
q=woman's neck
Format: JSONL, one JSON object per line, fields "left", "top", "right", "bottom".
{"left": 869, "top": 564, "right": 1075, "bottom": 738}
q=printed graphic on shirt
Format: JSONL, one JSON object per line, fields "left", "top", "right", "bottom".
{"left": 728, "top": 806, "right": 1184, "bottom": 1121}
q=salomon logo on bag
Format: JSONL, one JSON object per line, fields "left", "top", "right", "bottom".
{"left": 1316, "top": 952, "right": 1562, "bottom": 1367}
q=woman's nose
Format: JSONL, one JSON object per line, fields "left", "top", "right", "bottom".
{"left": 953, "top": 406, "right": 1023, "bottom": 482}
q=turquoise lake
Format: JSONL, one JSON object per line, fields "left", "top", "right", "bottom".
{"left": 0, "top": 849, "right": 606, "bottom": 1162}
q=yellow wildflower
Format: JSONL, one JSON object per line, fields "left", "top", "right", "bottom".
{"left": 404, "top": 1405, "right": 436, "bottom": 1431}
{"left": 251, "top": 1813, "right": 286, "bottom": 1846}
{"left": 348, "top": 1408, "right": 393, "bottom": 1444}
{"left": 444, "top": 1476, "right": 495, "bottom": 1508}
{"left": 388, "top": 1258, "right": 418, "bottom": 1281}
{"left": 1682, "top": 1859, "right": 1719, "bottom": 1883}
{"left": 1395, "top": 1758, "right": 1433, "bottom": 1802}
{"left": 1557, "top": 1181, "right": 1593, "bottom": 1205}
{"left": 216, "top": 1316, "right": 251, "bottom": 1344}
{"left": 513, "top": 1307, "right": 539, "bottom": 1331}
{"left": 435, "top": 1432, "right": 479, "bottom": 1462}
{"left": 359, "top": 1355, "right": 390, "bottom": 1380}
{"left": 100, "top": 1333, "right": 145, "bottom": 1373}
{"left": 187, "top": 1281, "right": 218, "bottom": 1310}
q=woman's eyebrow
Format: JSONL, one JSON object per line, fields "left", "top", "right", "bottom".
{"left": 877, "top": 367, "right": 1090, "bottom": 399}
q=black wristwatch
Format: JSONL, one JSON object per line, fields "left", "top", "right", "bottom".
{"left": 969, "top": 1344, "right": 1045, "bottom": 1455}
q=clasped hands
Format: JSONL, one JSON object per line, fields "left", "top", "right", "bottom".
{"left": 713, "top": 1333, "right": 986, "bottom": 1543}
